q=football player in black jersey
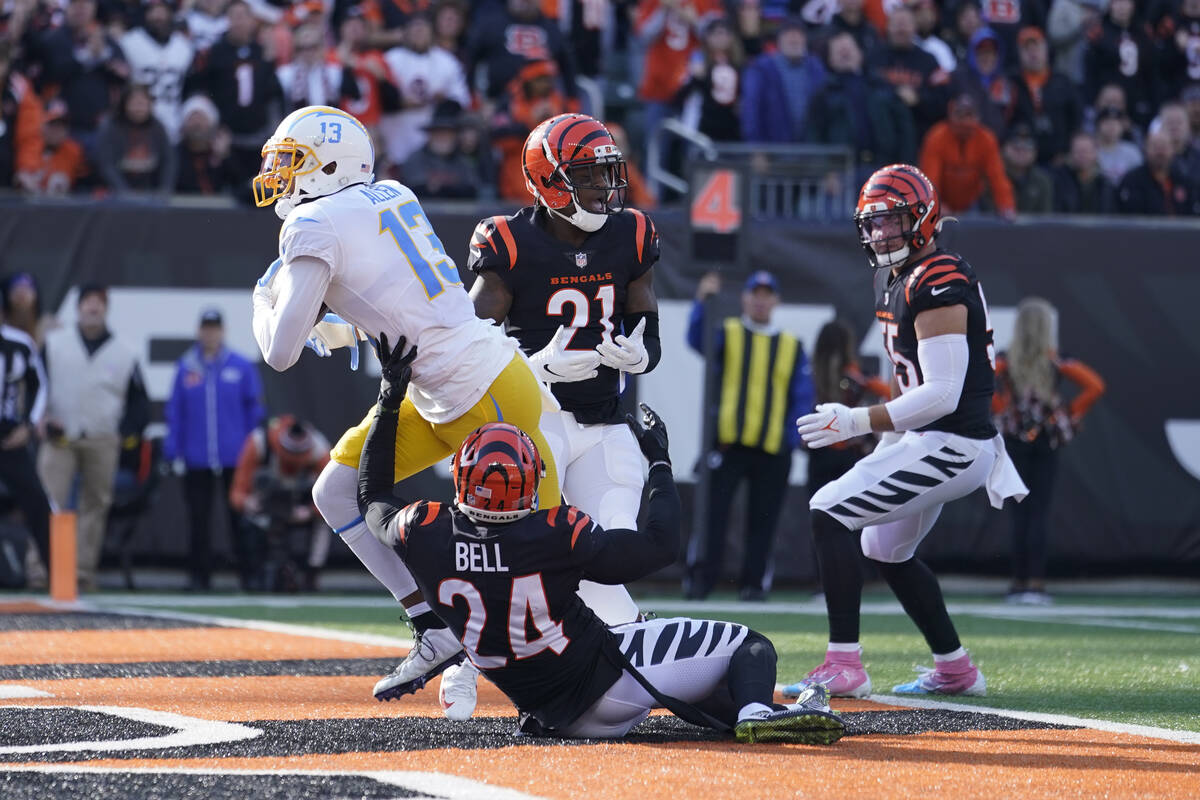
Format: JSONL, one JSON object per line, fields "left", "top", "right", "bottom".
{"left": 357, "top": 332, "right": 844, "bottom": 745}
{"left": 782, "top": 164, "right": 1027, "bottom": 700}
{"left": 468, "top": 113, "right": 661, "bottom": 629}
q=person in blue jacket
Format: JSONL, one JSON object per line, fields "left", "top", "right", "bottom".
{"left": 685, "top": 270, "right": 814, "bottom": 601}
{"left": 741, "top": 18, "right": 826, "bottom": 144}
{"left": 164, "top": 308, "right": 265, "bottom": 590}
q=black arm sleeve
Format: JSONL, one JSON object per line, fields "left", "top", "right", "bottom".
{"left": 581, "top": 463, "right": 679, "bottom": 584}
{"left": 357, "top": 405, "right": 407, "bottom": 546}
{"left": 625, "top": 311, "right": 660, "bottom": 374}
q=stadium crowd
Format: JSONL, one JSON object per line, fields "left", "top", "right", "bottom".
{"left": 0, "top": 0, "right": 1198, "bottom": 215}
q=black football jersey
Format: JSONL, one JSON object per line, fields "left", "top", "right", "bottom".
{"left": 874, "top": 249, "right": 998, "bottom": 439}
{"left": 392, "top": 499, "right": 625, "bottom": 729}
{"left": 467, "top": 206, "right": 660, "bottom": 424}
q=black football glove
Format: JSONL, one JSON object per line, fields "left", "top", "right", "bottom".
{"left": 626, "top": 402, "right": 670, "bottom": 466}
{"left": 376, "top": 332, "right": 417, "bottom": 411}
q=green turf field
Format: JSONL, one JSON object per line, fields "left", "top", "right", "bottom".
{"left": 106, "top": 588, "right": 1200, "bottom": 734}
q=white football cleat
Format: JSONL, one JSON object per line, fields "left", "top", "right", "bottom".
{"left": 438, "top": 660, "right": 480, "bottom": 721}
{"left": 374, "top": 626, "right": 465, "bottom": 701}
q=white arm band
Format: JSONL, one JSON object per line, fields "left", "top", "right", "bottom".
{"left": 252, "top": 255, "right": 332, "bottom": 371}
{"left": 883, "top": 333, "right": 968, "bottom": 431}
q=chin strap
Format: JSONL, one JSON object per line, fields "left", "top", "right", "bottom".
{"left": 546, "top": 202, "right": 608, "bottom": 233}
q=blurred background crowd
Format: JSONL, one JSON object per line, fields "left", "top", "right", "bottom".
{"left": 1, "top": 0, "right": 1200, "bottom": 215}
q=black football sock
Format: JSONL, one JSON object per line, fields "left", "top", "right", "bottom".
{"left": 409, "top": 609, "right": 447, "bottom": 633}
{"left": 728, "top": 630, "right": 778, "bottom": 710}
{"left": 812, "top": 510, "right": 864, "bottom": 644}
{"left": 873, "top": 557, "right": 961, "bottom": 655}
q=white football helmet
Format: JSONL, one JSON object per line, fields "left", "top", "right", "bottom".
{"left": 253, "top": 105, "right": 375, "bottom": 219}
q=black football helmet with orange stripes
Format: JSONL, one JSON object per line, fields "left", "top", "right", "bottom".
{"left": 854, "top": 164, "right": 941, "bottom": 269}
{"left": 452, "top": 423, "right": 545, "bottom": 524}
{"left": 522, "top": 113, "right": 628, "bottom": 233}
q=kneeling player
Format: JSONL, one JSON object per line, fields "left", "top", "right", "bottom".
{"left": 357, "top": 334, "right": 844, "bottom": 744}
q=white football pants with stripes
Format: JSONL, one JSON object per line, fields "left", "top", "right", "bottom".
{"left": 557, "top": 616, "right": 750, "bottom": 738}
{"left": 538, "top": 408, "right": 644, "bottom": 625}
{"left": 811, "top": 430, "right": 1028, "bottom": 563}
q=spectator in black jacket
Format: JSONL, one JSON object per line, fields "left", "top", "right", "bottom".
{"left": 1011, "top": 26, "right": 1082, "bottom": 165}
{"left": 1117, "top": 128, "right": 1200, "bottom": 215}
{"left": 808, "top": 31, "right": 917, "bottom": 182}
{"left": 952, "top": 26, "right": 1017, "bottom": 137}
{"left": 815, "top": 0, "right": 883, "bottom": 63}
{"left": 33, "top": 0, "right": 129, "bottom": 147}
{"left": 1083, "top": 0, "right": 1157, "bottom": 127}
{"left": 1052, "top": 130, "right": 1117, "bottom": 213}
{"left": 676, "top": 17, "right": 744, "bottom": 142}
{"left": 400, "top": 100, "right": 479, "bottom": 199}
{"left": 465, "top": 0, "right": 577, "bottom": 105}
{"left": 868, "top": 5, "right": 952, "bottom": 137}
{"left": 184, "top": 0, "right": 282, "bottom": 194}
{"left": 175, "top": 94, "right": 238, "bottom": 195}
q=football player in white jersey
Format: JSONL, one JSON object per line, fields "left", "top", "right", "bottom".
{"left": 250, "top": 105, "right": 562, "bottom": 719}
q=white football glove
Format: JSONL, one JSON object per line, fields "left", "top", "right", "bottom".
{"left": 796, "top": 403, "right": 872, "bottom": 449}
{"left": 595, "top": 317, "right": 649, "bottom": 374}
{"left": 306, "top": 313, "right": 366, "bottom": 370}
{"left": 528, "top": 325, "right": 601, "bottom": 384}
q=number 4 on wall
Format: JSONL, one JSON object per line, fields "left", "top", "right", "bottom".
{"left": 691, "top": 169, "right": 741, "bottom": 234}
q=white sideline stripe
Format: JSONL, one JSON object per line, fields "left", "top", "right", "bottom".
{"left": 0, "top": 685, "right": 52, "bottom": 699}
{"left": 94, "top": 603, "right": 414, "bottom": 650}
{"left": 0, "top": 766, "right": 548, "bottom": 800}
{"left": 0, "top": 706, "right": 261, "bottom": 755}
{"left": 862, "top": 693, "right": 1200, "bottom": 745}
{"left": 969, "top": 610, "right": 1200, "bottom": 634}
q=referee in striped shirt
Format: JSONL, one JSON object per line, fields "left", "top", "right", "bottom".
{"left": 0, "top": 322, "right": 51, "bottom": 577}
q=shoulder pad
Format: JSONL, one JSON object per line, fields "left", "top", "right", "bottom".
{"left": 468, "top": 215, "right": 518, "bottom": 272}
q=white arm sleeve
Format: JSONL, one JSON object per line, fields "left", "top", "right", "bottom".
{"left": 252, "top": 255, "right": 331, "bottom": 371}
{"left": 883, "top": 333, "right": 968, "bottom": 432}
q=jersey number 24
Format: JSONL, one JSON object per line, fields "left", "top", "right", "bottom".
{"left": 438, "top": 574, "right": 569, "bottom": 669}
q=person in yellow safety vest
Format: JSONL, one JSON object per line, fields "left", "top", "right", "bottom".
{"left": 684, "top": 270, "right": 814, "bottom": 602}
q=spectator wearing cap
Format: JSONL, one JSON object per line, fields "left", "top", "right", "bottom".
{"left": 164, "top": 307, "right": 264, "bottom": 591}
{"left": 975, "top": 0, "right": 1047, "bottom": 70}
{"left": 121, "top": 0, "right": 194, "bottom": 141}
{"left": 867, "top": 5, "right": 952, "bottom": 138}
{"left": 38, "top": 285, "right": 150, "bottom": 592}
{"left": 0, "top": 38, "right": 44, "bottom": 194}
{"left": 33, "top": 100, "right": 88, "bottom": 195}
{"left": 229, "top": 414, "right": 331, "bottom": 592}
{"left": 741, "top": 17, "right": 826, "bottom": 144}
{"left": 985, "top": 122, "right": 1054, "bottom": 213}
{"left": 1117, "top": 127, "right": 1200, "bottom": 215}
{"left": 1051, "top": 129, "right": 1117, "bottom": 213}
{"left": 183, "top": 0, "right": 283, "bottom": 195}
{"left": 492, "top": 59, "right": 571, "bottom": 201}
{"left": 910, "top": 0, "right": 957, "bottom": 73}
{"left": 919, "top": 92, "right": 1016, "bottom": 218}
{"left": 381, "top": 12, "right": 469, "bottom": 165}
{"left": 175, "top": 95, "right": 238, "bottom": 195}
{"left": 1, "top": 272, "right": 59, "bottom": 349}
{"left": 806, "top": 32, "right": 916, "bottom": 182}
{"left": 1094, "top": 104, "right": 1143, "bottom": 185}
{"left": 1084, "top": 0, "right": 1157, "bottom": 127}
{"left": 399, "top": 99, "right": 478, "bottom": 199}
{"left": 683, "top": 269, "right": 814, "bottom": 602}
{"left": 32, "top": 0, "right": 130, "bottom": 147}
{"left": 95, "top": 83, "right": 177, "bottom": 195}
{"left": 1011, "top": 26, "right": 1083, "bottom": 165}
{"left": 951, "top": 26, "right": 1016, "bottom": 137}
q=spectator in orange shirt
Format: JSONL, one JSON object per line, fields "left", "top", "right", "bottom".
{"left": 919, "top": 92, "right": 1016, "bottom": 218}
{"left": 633, "top": 0, "right": 722, "bottom": 158}
{"left": 492, "top": 59, "right": 570, "bottom": 201}
{"left": 34, "top": 99, "right": 87, "bottom": 195}
{"left": 0, "top": 39, "right": 44, "bottom": 194}
{"left": 993, "top": 298, "right": 1104, "bottom": 605}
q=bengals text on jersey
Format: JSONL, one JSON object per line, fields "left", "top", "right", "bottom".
{"left": 467, "top": 206, "right": 660, "bottom": 424}
{"left": 874, "top": 248, "right": 998, "bottom": 439}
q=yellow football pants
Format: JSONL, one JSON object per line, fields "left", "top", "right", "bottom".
{"left": 331, "top": 352, "right": 561, "bottom": 509}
